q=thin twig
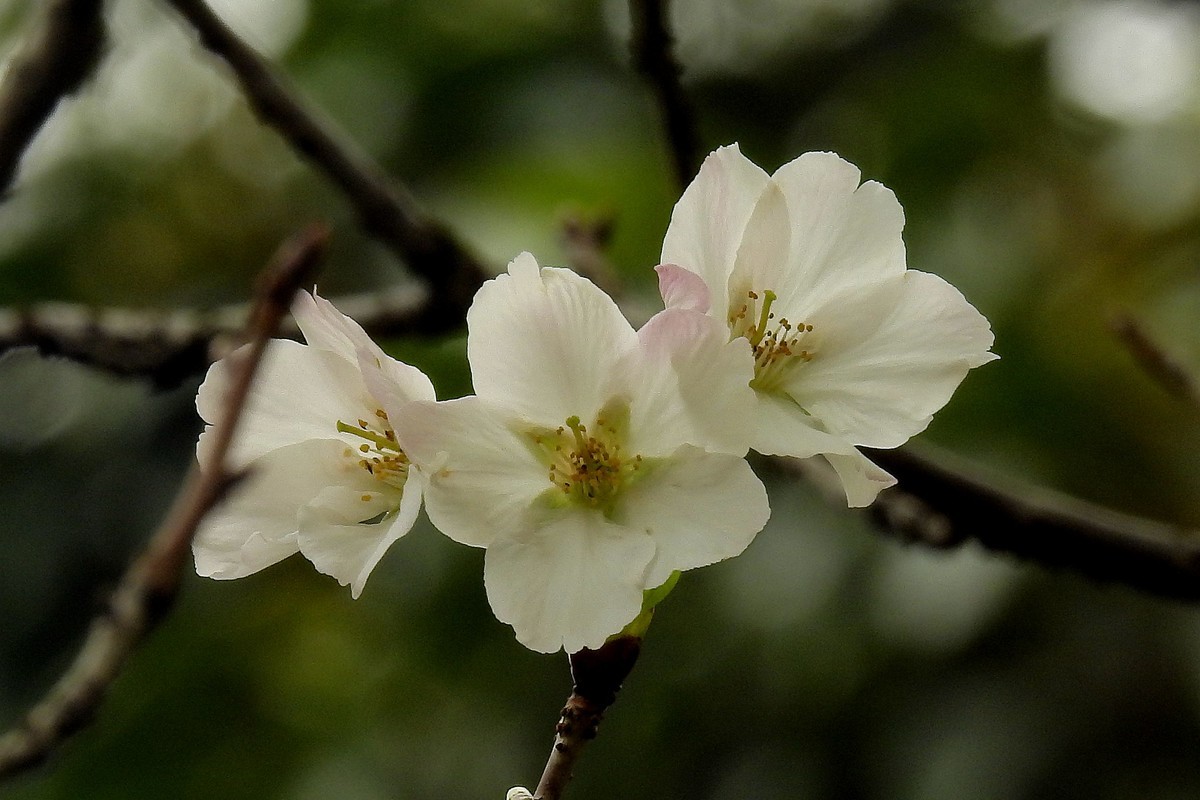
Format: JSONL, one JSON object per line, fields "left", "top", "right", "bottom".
{"left": 0, "top": 224, "right": 328, "bottom": 779}
{"left": 159, "top": 0, "right": 488, "bottom": 327}
{"left": 533, "top": 637, "right": 642, "bottom": 800}
{"left": 628, "top": 0, "right": 700, "bottom": 190}
{"left": 1111, "top": 313, "right": 1200, "bottom": 409}
{"left": 844, "top": 445, "right": 1200, "bottom": 601}
{"left": 0, "top": 0, "right": 106, "bottom": 192}
{"left": 0, "top": 283, "right": 429, "bottom": 387}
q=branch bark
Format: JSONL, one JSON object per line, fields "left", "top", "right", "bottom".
{"left": 0, "top": 224, "right": 328, "bottom": 779}
{"left": 0, "top": 283, "right": 429, "bottom": 387}
{"left": 533, "top": 636, "right": 642, "bottom": 800}
{"left": 0, "top": 0, "right": 106, "bottom": 193}
{"left": 628, "top": 0, "right": 700, "bottom": 190}
{"left": 857, "top": 445, "right": 1200, "bottom": 601}
{"left": 159, "top": 0, "right": 488, "bottom": 328}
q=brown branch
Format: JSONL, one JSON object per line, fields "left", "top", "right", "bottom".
{"left": 159, "top": 0, "right": 488, "bottom": 328}
{"left": 0, "top": 0, "right": 106, "bottom": 193}
{"left": 851, "top": 445, "right": 1200, "bottom": 601}
{"left": 628, "top": 0, "right": 701, "bottom": 190}
{"left": 0, "top": 283, "right": 429, "bottom": 387}
{"left": 533, "top": 636, "right": 642, "bottom": 800}
{"left": 0, "top": 224, "right": 328, "bottom": 779}
{"left": 1111, "top": 313, "right": 1200, "bottom": 409}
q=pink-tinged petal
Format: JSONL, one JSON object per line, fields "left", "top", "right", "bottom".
{"left": 192, "top": 438, "right": 351, "bottom": 579}
{"left": 631, "top": 308, "right": 755, "bottom": 456}
{"left": 617, "top": 446, "right": 769, "bottom": 587}
{"left": 196, "top": 339, "right": 370, "bottom": 469}
{"left": 655, "top": 263, "right": 710, "bottom": 312}
{"left": 467, "top": 255, "right": 637, "bottom": 426}
{"left": 749, "top": 391, "right": 857, "bottom": 459}
{"left": 395, "top": 396, "right": 549, "bottom": 548}
{"left": 785, "top": 270, "right": 996, "bottom": 449}
{"left": 662, "top": 143, "right": 770, "bottom": 314}
{"left": 296, "top": 471, "right": 420, "bottom": 598}
{"left": 824, "top": 450, "right": 897, "bottom": 507}
{"left": 483, "top": 511, "right": 655, "bottom": 653}
{"left": 770, "top": 152, "right": 907, "bottom": 316}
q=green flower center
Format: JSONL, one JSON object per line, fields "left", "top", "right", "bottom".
{"left": 728, "top": 288, "right": 815, "bottom": 393}
{"left": 337, "top": 410, "right": 409, "bottom": 495}
{"left": 526, "top": 400, "right": 645, "bottom": 514}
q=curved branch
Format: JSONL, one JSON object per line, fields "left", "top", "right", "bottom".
{"left": 0, "top": 0, "right": 106, "bottom": 192}
{"left": 858, "top": 445, "right": 1200, "bottom": 601}
{"left": 628, "top": 0, "right": 700, "bottom": 190}
{"left": 159, "top": 0, "right": 488, "bottom": 325}
{"left": 0, "top": 224, "right": 328, "bottom": 779}
{"left": 0, "top": 283, "right": 429, "bottom": 387}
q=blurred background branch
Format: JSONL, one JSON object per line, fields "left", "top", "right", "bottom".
{"left": 628, "top": 0, "right": 699, "bottom": 190}
{"left": 859, "top": 446, "right": 1200, "bottom": 601}
{"left": 0, "top": 223, "right": 327, "bottom": 780}
{"left": 159, "top": 0, "right": 488, "bottom": 326}
{"left": 0, "top": 0, "right": 105, "bottom": 192}
{"left": 1112, "top": 313, "right": 1200, "bottom": 410}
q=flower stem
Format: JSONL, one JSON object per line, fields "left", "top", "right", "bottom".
{"left": 533, "top": 635, "right": 642, "bottom": 800}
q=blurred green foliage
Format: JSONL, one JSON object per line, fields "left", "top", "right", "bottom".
{"left": 2, "top": 0, "right": 1200, "bottom": 798}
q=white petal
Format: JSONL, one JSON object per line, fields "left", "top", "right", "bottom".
{"left": 483, "top": 511, "right": 654, "bottom": 653}
{"left": 293, "top": 289, "right": 437, "bottom": 408}
{"left": 655, "top": 263, "right": 710, "bottom": 312}
{"left": 467, "top": 255, "right": 637, "bottom": 426}
{"left": 749, "top": 391, "right": 857, "bottom": 459}
{"left": 395, "top": 396, "right": 549, "bottom": 548}
{"left": 616, "top": 446, "right": 769, "bottom": 587}
{"left": 785, "top": 270, "right": 996, "bottom": 448}
{"left": 192, "top": 438, "right": 351, "bottom": 579}
{"left": 293, "top": 290, "right": 375, "bottom": 361}
{"left": 825, "top": 449, "right": 897, "bottom": 507}
{"left": 770, "top": 152, "right": 907, "bottom": 317}
{"left": 730, "top": 179, "right": 792, "bottom": 303}
{"left": 631, "top": 307, "right": 755, "bottom": 456}
{"left": 661, "top": 144, "right": 770, "bottom": 314}
{"left": 296, "top": 474, "right": 419, "bottom": 598}
{"left": 196, "top": 340, "right": 369, "bottom": 469}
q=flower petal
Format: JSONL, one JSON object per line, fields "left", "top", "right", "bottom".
{"left": 661, "top": 143, "right": 770, "bottom": 314}
{"left": 730, "top": 178, "right": 792, "bottom": 303}
{"left": 192, "top": 438, "right": 351, "bottom": 579}
{"left": 467, "top": 254, "right": 637, "bottom": 426}
{"left": 631, "top": 307, "right": 755, "bottom": 456}
{"left": 196, "top": 340, "right": 369, "bottom": 469}
{"left": 770, "top": 152, "right": 907, "bottom": 317}
{"left": 748, "top": 391, "right": 857, "bottom": 459}
{"left": 296, "top": 472, "right": 420, "bottom": 598}
{"left": 655, "top": 263, "right": 710, "bottom": 313}
{"left": 785, "top": 270, "right": 997, "bottom": 448}
{"left": 616, "top": 446, "right": 769, "bottom": 587}
{"left": 483, "top": 511, "right": 655, "bottom": 653}
{"left": 824, "top": 449, "right": 897, "bottom": 507}
{"left": 395, "top": 396, "right": 549, "bottom": 548}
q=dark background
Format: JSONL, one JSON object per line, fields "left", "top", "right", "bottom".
{"left": 2, "top": 0, "right": 1200, "bottom": 797}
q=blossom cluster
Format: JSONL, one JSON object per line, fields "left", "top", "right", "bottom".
{"left": 193, "top": 146, "right": 995, "bottom": 653}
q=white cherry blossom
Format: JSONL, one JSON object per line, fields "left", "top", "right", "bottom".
{"left": 193, "top": 290, "right": 435, "bottom": 597}
{"left": 659, "top": 144, "right": 997, "bottom": 507}
{"left": 396, "top": 253, "right": 770, "bottom": 654}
